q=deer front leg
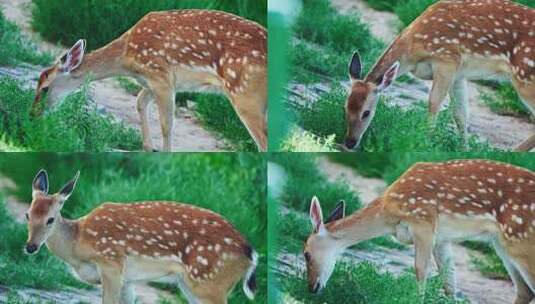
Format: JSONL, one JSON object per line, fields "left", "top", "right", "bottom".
{"left": 98, "top": 261, "right": 125, "bottom": 304}
{"left": 433, "top": 242, "right": 458, "bottom": 298}
{"left": 411, "top": 223, "right": 436, "bottom": 301}
{"left": 493, "top": 240, "right": 534, "bottom": 304}
{"left": 136, "top": 88, "right": 155, "bottom": 151}
{"left": 449, "top": 77, "right": 469, "bottom": 147}
{"left": 153, "top": 85, "right": 175, "bottom": 152}
{"left": 428, "top": 62, "right": 459, "bottom": 121}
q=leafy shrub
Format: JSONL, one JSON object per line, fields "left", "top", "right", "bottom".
{"left": 0, "top": 10, "right": 51, "bottom": 66}
{"left": 0, "top": 77, "right": 141, "bottom": 151}
{"left": 32, "top": 0, "right": 266, "bottom": 51}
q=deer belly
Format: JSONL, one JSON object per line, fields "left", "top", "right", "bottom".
{"left": 459, "top": 56, "right": 511, "bottom": 82}
{"left": 123, "top": 256, "right": 185, "bottom": 282}
{"left": 173, "top": 66, "right": 223, "bottom": 94}
{"left": 435, "top": 215, "right": 499, "bottom": 243}
{"left": 72, "top": 262, "right": 100, "bottom": 284}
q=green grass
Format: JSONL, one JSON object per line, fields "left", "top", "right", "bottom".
{"left": 481, "top": 83, "right": 531, "bottom": 118}
{"left": 0, "top": 10, "right": 51, "bottom": 66}
{"left": 0, "top": 77, "right": 141, "bottom": 151}
{"left": 292, "top": 86, "right": 491, "bottom": 152}
{"left": 280, "top": 127, "right": 338, "bottom": 152}
{"left": 32, "top": 0, "right": 266, "bottom": 51}
{"left": 281, "top": 261, "right": 460, "bottom": 304}
{"left": 0, "top": 153, "right": 266, "bottom": 303}
{"left": 193, "top": 94, "right": 256, "bottom": 151}
{"left": 462, "top": 241, "right": 508, "bottom": 280}
{"left": 290, "top": 0, "right": 384, "bottom": 83}
{"left": 362, "top": 0, "right": 397, "bottom": 12}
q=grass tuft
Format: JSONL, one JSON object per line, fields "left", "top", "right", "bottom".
{"left": 0, "top": 77, "right": 141, "bottom": 151}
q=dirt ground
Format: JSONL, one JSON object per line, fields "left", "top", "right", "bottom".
{"left": 0, "top": 0, "right": 228, "bottom": 152}
{"left": 329, "top": 0, "right": 535, "bottom": 150}
{"left": 318, "top": 157, "right": 516, "bottom": 304}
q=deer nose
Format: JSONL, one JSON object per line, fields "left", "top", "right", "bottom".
{"left": 25, "top": 243, "right": 38, "bottom": 254}
{"left": 344, "top": 137, "right": 357, "bottom": 149}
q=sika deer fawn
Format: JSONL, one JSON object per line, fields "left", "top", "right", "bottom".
{"left": 304, "top": 159, "right": 535, "bottom": 303}
{"left": 25, "top": 170, "right": 258, "bottom": 304}
{"left": 344, "top": 0, "right": 535, "bottom": 151}
{"left": 33, "top": 10, "right": 267, "bottom": 151}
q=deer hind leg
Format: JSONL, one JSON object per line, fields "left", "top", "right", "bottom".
{"left": 511, "top": 80, "right": 535, "bottom": 151}
{"left": 227, "top": 69, "right": 267, "bottom": 151}
{"left": 433, "top": 242, "right": 458, "bottom": 298}
{"left": 119, "top": 283, "right": 136, "bottom": 304}
{"left": 98, "top": 260, "right": 125, "bottom": 304}
{"left": 449, "top": 77, "right": 469, "bottom": 147}
{"left": 136, "top": 88, "right": 155, "bottom": 151}
{"left": 493, "top": 239, "right": 534, "bottom": 304}
{"left": 410, "top": 222, "right": 436, "bottom": 300}
{"left": 151, "top": 83, "right": 175, "bottom": 152}
{"left": 429, "top": 62, "right": 459, "bottom": 116}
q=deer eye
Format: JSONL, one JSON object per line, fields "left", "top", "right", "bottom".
{"left": 362, "top": 110, "right": 371, "bottom": 119}
{"left": 304, "top": 252, "right": 311, "bottom": 263}
{"left": 25, "top": 213, "right": 29, "bottom": 221}
{"left": 46, "top": 217, "right": 54, "bottom": 225}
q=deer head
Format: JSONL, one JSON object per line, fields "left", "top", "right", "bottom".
{"left": 303, "top": 196, "right": 345, "bottom": 294}
{"left": 24, "top": 169, "right": 79, "bottom": 254}
{"left": 344, "top": 52, "right": 399, "bottom": 150}
{"left": 32, "top": 40, "right": 87, "bottom": 115}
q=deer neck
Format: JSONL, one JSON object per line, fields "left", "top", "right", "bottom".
{"left": 46, "top": 215, "right": 81, "bottom": 265}
{"left": 364, "top": 36, "right": 409, "bottom": 84}
{"left": 70, "top": 36, "right": 127, "bottom": 82}
{"left": 325, "top": 199, "right": 395, "bottom": 249}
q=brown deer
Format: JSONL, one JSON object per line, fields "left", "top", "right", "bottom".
{"left": 344, "top": 0, "right": 535, "bottom": 151}
{"left": 25, "top": 170, "right": 258, "bottom": 304}
{"left": 304, "top": 159, "right": 535, "bottom": 303}
{"left": 33, "top": 10, "right": 267, "bottom": 151}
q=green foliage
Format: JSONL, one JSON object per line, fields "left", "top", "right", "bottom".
{"left": 192, "top": 93, "right": 256, "bottom": 151}
{"left": 481, "top": 83, "right": 531, "bottom": 118}
{"left": 32, "top": 0, "right": 266, "bottom": 51}
{"left": 270, "top": 153, "right": 360, "bottom": 213}
{"left": 281, "top": 261, "right": 460, "bottom": 304}
{"left": 0, "top": 77, "right": 141, "bottom": 151}
{"left": 362, "top": 0, "right": 398, "bottom": 12}
{"left": 0, "top": 153, "right": 266, "bottom": 303}
{"left": 290, "top": 0, "right": 384, "bottom": 82}
{"left": 462, "top": 241, "right": 508, "bottom": 280}
{"left": 292, "top": 87, "right": 490, "bottom": 152}
{"left": 280, "top": 127, "right": 338, "bottom": 152}
{"left": 0, "top": 10, "right": 51, "bottom": 66}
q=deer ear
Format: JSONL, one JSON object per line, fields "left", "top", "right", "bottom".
{"left": 376, "top": 61, "right": 399, "bottom": 91}
{"left": 58, "top": 171, "right": 80, "bottom": 201}
{"left": 325, "top": 200, "right": 345, "bottom": 224}
{"left": 60, "top": 39, "right": 86, "bottom": 74}
{"left": 32, "top": 169, "right": 49, "bottom": 195}
{"left": 309, "top": 196, "right": 325, "bottom": 234}
{"left": 349, "top": 52, "right": 362, "bottom": 80}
